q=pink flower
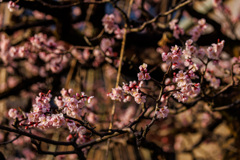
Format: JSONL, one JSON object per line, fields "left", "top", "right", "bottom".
{"left": 169, "top": 19, "right": 184, "bottom": 39}
{"left": 169, "top": 19, "right": 178, "bottom": 30}
{"left": 156, "top": 106, "right": 169, "bottom": 119}
{"left": 137, "top": 63, "right": 151, "bottom": 81}
{"left": 145, "top": 73, "right": 151, "bottom": 80}
{"left": 102, "top": 14, "right": 117, "bottom": 34}
{"left": 66, "top": 134, "right": 73, "bottom": 141}
{"left": 8, "top": 108, "right": 18, "bottom": 119}
{"left": 139, "top": 63, "right": 148, "bottom": 72}
{"left": 207, "top": 40, "right": 224, "bottom": 59}
{"left": 107, "top": 86, "right": 124, "bottom": 102}
{"left": 8, "top": 1, "right": 19, "bottom": 12}
{"left": 88, "top": 96, "right": 94, "bottom": 103}
{"left": 51, "top": 114, "right": 65, "bottom": 128}
{"left": 172, "top": 70, "right": 200, "bottom": 102}
{"left": 189, "top": 19, "right": 207, "bottom": 42}
{"left": 100, "top": 38, "right": 115, "bottom": 52}
{"left": 123, "top": 95, "right": 132, "bottom": 102}
{"left": 77, "top": 126, "right": 87, "bottom": 135}
{"left": 210, "top": 77, "right": 220, "bottom": 89}
{"left": 137, "top": 72, "right": 145, "bottom": 81}
{"left": 161, "top": 46, "right": 183, "bottom": 70}
{"left": 67, "top": 121, "right": 78, "bottom": 133}
{"left": 114, "top": 28, "right": 125, "bottom": 39}
{"left": 134, "top": 93, "right": 146, "bottom": 104}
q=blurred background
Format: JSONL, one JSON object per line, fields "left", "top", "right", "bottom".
{"left": 0, "top": 0, "right": 240, "bottom": 159}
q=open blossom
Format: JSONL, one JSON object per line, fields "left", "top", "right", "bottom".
{"left": 102, "top": 14, "right": 117, "bottom": 34}
{"left": 156, "top": 106, "right": 169, "bottom": 119}
{"left": 169, "top": 19, "right": 184, "bottom": 39}
{"left": 138, "top": 63, "right": 151, "bottom": 81}
{"left": 8, "top": 1, "right": 19, "bottom": 12}
{"left": 77, "top": 126, "right": 87, "bottom": 135}
{"left": 108, "top": 83, "right": 146, "bottom": 104}
{"left": 100, "top": 38, "right": 115, "bottom": 52}
{"left": 67, "top": 121, "right": 78, "bottom": 133}
{"left": 173, "top": 70, "right": 200, "bottom": 102}
{"left": 8, "top": 108, "right": 19, "bottom": 119}
{"left": 108, "top": 81, "right": 146, "bottom": 104}
{"left": 210, "top": 77, "right": 220, "bottom": 89}
{"left": 56, "top": 88, "right": 93, "bottom": 118}
{"left": 182, "top": 39, "right": 197, "bottom": 59}
{"left": 162, "top": 45, "right": 183, "bottom": 70}
{"left": 8, "top": 89, "right": 93, "bottom": 135}
{"left": 51, "top": 113, "right": 65, "bottom": 128}
{"left": 207, "top": 40, "right": 225, "bottom": 59}
{"left": 108, "top": 63, "right": 151, "bottom": 104}
{"left": 189, "top": 19, "right": 207, "bottom": 42}
{"left": 133, "top": 93, "right": 146, "bottom": 104}
{"left": 189, "top": 63, "right": 199, "bottom": 72}
{"left": 2, "top": 33, "right": 70, "bottom": 76}
{"left": 107, "top": 86, "right": 124, "bottom": 102}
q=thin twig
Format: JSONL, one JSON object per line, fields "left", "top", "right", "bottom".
{"left": 129, "top": 0, "right": 192, "bottom": 32}
{"left": 106, "top": 0, "right": 134, "bottom": 156}
{"left": 0, "top": 134, "right": 21, "bottom": 145}
{"left": 35, "top": 0, "right": 111, "bottom": 8}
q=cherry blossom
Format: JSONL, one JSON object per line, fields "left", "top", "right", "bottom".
{"left": 8, "top": 1, "right": 19, "bottom": 12}
{"left": 8, "top": 89, "right": 94, "bottom": 139}
{"left": 156, "top": 106, "right": 169, "bottom": 119}
{"left": 207, "top": 40, "right": 225, "bottom": 59}
{"left": 189, "top": 19, "right": 207, "bottom": 42}
{"left": 108, "top": 63, "right": 151, "bottom": 104}
{"left": 102, "top": 14, "right": 117, "bottom": 34}
{"left": 169, "top": 19, "right": 184, "bottom": 39}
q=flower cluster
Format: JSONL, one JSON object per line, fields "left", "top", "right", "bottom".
{"left": 108, "top": 81, "right": 146, "bottom": 104}
{"left": 0, "top": 33, "right": 70, "bottom": 76}
{"left": 182, "top": 39, "right": 197, "bottom": 59}
{"left": 205, "top": 71, "right": 221, "bottom": 89}
{"left": 65, "top": 120, "right": 89, "bottom": 144}
{"left": 173, "top": 70, "right": 201, "bottom": 102}
{"left": 108, "top": 63, "right": 151, "bottom": 104}
{"left": 71, "top": 38, "right": 119, "bottom": 67}
{"left": 102, "top": 14, "right": 125, "bottom": 39}
{"left": 54, "top": 88, "right": 93, "bottom": 118}
{"left": 138, "top": 63, "right": 151, "bottom": 81}
{"left": 162, "top": 45, "right": 183, "bottom": 70}
{"left": 26, "top": 91, "right": 66, "bottom": 129}
{"left": 207, "top": 40, "right": 225, "bottom": 59}
{"left": 8, "top": 89, "right": 93, "bottom": 144}
{"left": 189, "top": 19, "right": 207, "bottom": 42}
{"left": 161, "top": 38, "right": 206, "bottom": 102}
{"left": 160, "top": 34, "right": 229, "bottom": 102}
{"left": 169, "top": 19, "right": 184, "bottom": 39}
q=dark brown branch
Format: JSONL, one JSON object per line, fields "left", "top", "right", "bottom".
{"left": 212, "top": 100, "right": 240, "bottom": 111}
{"left": 0, "top": 125, "right": 73, "bottom": 146}
{"left": 36, "top": 0, "right": 111, "bottom": 8}
{"left": 129, "top": 0, "right": 192, "bottom": 32}
{"left": 0, "top": 134, "right": 21, "bottom": 145}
